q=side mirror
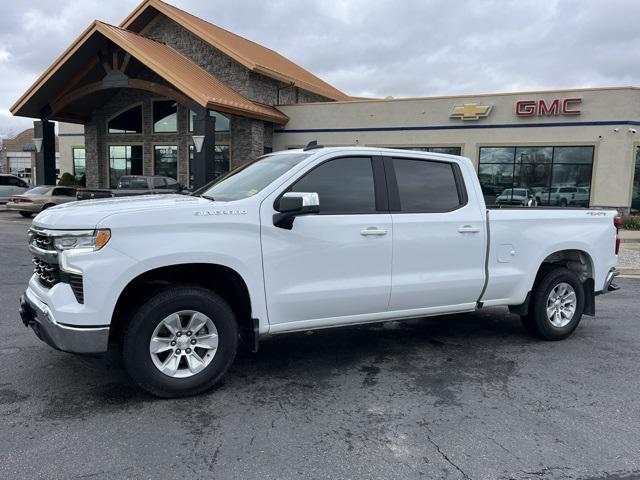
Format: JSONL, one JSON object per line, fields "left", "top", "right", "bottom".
{"left": 273, "top": 192, "right": 320, "bottom": 229}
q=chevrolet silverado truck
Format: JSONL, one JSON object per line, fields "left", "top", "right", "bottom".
{"left": 76, "top": 175, "right": 182, "bottom": 200}
{"left": 19, "top": 146, "right": 620, "bottom": 397}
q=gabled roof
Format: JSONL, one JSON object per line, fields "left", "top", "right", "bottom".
{"left": 121, "top": 0, "right": 350, "bottom": 101}
{"left": 11, "top": 21, "right": 288, "bottom": 124}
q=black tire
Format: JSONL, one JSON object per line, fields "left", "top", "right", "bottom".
{"left": 559, "top": 198, "right": 568, "bottom": 207}
{"left": 19, "top": 211, "right": 33, "bottom": 218}
{"left": 41, "top": 203, "right": 55, "bottom": 211}
{"left": 521, "top": 266, "right": 584, "bottom": 341}
{"left": 122, "top": 285, "right": 238, "bottom": 398}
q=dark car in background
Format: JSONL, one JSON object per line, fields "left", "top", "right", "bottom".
{"left": 76, "top": 175, "right": 182, "bottom": 200}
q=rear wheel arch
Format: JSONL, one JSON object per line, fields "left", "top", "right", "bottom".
{"left": 109, "top": 263, "right": 253, "bottom": 347}
{"left": 512, "top": 249, "right": 595, "bottom": 317}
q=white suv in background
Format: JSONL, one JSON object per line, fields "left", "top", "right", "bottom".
{"left": 0, "top": 174, "right": 30, "bottom": 203}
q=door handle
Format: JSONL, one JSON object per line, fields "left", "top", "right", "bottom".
{"left": 458, "top": 225, "right": 480, "bottom": 234}
{"left": 361, "top": 227, "right": 388, "bottom": 236}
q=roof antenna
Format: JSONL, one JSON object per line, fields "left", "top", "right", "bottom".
{"left": 303, "top": 140, "right": 323, "bottom": 151}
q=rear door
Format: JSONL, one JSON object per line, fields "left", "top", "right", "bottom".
{"left": 385, "top": 155, "right": 486, "bottom": 311}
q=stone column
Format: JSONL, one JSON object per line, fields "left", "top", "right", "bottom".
{"left": 191, "top": 105, "right": 216, "bottom": 189}
{"left": 34, "top": 120, "right": 56, "bottom": 185}
{"left": 230, "top": 117, "right": 265, "bottom": 169}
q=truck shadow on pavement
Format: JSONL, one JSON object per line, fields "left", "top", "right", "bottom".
{"left": 34, "top": 307, "right": 535, "bottom": 417}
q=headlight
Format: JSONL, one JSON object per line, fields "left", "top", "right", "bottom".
{"left": 52, "top": 229, "right": 111, "bottom": 252}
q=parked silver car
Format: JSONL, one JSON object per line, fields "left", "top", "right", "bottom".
{"left": 0, "top": 174, "right": 30, "bottom": 202}
{"left": 6, "top": 186, "right": 77, "bottom": 217}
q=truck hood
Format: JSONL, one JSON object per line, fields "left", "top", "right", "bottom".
{"left": 33, "top": 194, "right": 208, "bottom": 229}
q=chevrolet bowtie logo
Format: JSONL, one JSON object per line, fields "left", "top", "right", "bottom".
{"left": 450, "top": 103, "right": 493, "bottom": 121}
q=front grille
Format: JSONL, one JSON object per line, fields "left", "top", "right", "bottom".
{"left": 32, "top": 256, "right": 60, "bottom": 288}
{"left": 32, "top": 230, "right": 54, "bottom": 251}
{"left": 29, "top": 229, "right": 85, "bottom": 304}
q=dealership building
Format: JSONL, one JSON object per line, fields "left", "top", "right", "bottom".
{"left": 10, "top": 0, "right": 640, "bottom": 212}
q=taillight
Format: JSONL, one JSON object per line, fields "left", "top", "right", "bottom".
{"left": 10, "top": 197, "right": 31, "bottom": 203}
{"left": 614, "top": 216, "right": 621, "bottom": 255}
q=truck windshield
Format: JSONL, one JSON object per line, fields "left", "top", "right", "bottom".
{"left": 200, "top": 153, "right": 310, "bottom": 201}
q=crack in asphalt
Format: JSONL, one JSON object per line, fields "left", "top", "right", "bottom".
{"left": 425, "top": 434, "right": 472, "bottom": 480}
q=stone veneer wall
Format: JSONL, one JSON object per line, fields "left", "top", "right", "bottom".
{"left": 83, "top": 13, "right": 335, "bottom": 186}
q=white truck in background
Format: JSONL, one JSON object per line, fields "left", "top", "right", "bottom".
{"left": 19, "top": 146, "right": 620, "bottom": 397}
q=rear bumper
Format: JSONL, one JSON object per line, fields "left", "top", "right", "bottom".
{"left": 596, "top": 268, "right": 620, "bottom": 295}
{"left": 19, "top": 289, "right": 109, "bottom": 354}
{"left": 6, "top": 202, "right": 40, "bottom": 213}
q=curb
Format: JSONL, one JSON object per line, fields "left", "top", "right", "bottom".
{"left": 619, "top": 268, "right": 640, "bottom": 276}
{"left": 621, "top": 238, "right": 640, "bottom": 244}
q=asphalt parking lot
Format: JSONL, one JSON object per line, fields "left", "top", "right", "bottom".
{"left": 1, "top": 210, "right": 640, "bottom": 480}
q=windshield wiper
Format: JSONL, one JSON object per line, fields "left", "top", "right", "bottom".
{"left": 201, "top": 194, "right": 216, "bottom": 201}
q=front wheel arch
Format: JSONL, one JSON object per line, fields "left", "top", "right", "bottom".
{"left": 109, "top": 263, "right": 253, "bottom": 348}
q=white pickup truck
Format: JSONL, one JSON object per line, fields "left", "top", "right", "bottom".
{"left": 19, "top": 146, "right": 620, "bottom": 397}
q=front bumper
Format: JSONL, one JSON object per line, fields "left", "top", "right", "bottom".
{"left": 19, "top": 289, "right": 109, "bottom": 354}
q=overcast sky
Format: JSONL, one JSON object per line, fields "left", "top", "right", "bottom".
{"left": 1, "top": 0, "right": 639, "bottom": 137}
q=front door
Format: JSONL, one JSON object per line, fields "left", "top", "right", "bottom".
{"left": 385, "top": 156, "right": 486, "bottom": 311}
{"left": 261, "top": 156, "right": 392, "bottom": 329}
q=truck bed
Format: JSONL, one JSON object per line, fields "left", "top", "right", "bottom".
{"left": 481, "top": 207, "right": 618, "bottom": 307}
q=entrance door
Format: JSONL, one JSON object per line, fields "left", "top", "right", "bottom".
{"left": 261, "top": 156, "right": 393, "bottom": 329}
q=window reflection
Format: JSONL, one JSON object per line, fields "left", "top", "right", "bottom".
{"left": 478, "top": 146, "right": 594, "bottom": 207}
{"left": 108, "top": 105, "right": 142, "bottom": 134}
{"left": 109, "top": 145, "right": 143, "bottom": 187}
{"left": 153, "top": 101, "right": 177, "bottom": 133}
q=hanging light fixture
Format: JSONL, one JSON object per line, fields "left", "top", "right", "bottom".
{"left": 33, "top": 137, "right": 43, "bottom": 153}
{"left": 192, "top": 135, "right": 205, "bottom": 153}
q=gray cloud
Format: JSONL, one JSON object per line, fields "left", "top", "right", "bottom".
{"left": 1, "top": 0, "right": 639, "bottom": 137}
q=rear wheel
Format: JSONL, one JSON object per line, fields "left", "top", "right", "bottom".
{"left": 19, "top": 211, "right": 33, "bottom": 218}
{"left": 521, "top": 266, "right": 584, "bottom": 340}
{"left": 122, "top": 285, "right": 238, "bottom": 397}
{"left": 41, "top": 203, "right": 55, "bottom": 211}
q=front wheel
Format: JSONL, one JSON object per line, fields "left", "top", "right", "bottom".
{"left": 122, "top": 285, "right": 238, "bottom": 397}
{"left": 19, "top": 211, "right": 33, "bottom": 218}
{"left": 521, "top": 266, "right": 585, "bottom": 340}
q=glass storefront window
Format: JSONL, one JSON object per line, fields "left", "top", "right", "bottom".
{"left": 478, "top": 146, "right": 594, "bottom": 207}
{"left": 632, "top": 147, "right": 640, "bottom": 212}
{"left": 189, "top": 110, "right": 230, "bottom": 132}
{"left": 109, "top": 145, "right": 143, "bottom": 187}
{"left": 516, "top": 147, "right": 552, "bottom": 164}
{"left": 108, "top": 105, "right": 142, "bottom": 134}
{"left": 153, "top": 101, "right": 177, "bottom": 133}
{"left": 389, "top": 146, "right": 462, "bottom": 156}
{"left": 154, "top": 145, "right": 178, "bottom": 180}
{"left": 72, "top": 148, "right": 86, "bottom": 183}
{"left": 479, "top": 147, "right": 515, "bottom": 164}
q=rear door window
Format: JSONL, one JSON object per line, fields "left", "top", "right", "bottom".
{"left": 391, "top": 158, "right": 463, "bottom": 212}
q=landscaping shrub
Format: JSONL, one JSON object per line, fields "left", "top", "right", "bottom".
{"left": 622, "top": 215, "right": 640, "bottom": 231}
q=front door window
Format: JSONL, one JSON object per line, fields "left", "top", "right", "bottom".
{"left": 154, "top": 145, "right": 178, "bottom": 181}
{"left": 109, "top": 145, "right": 143, "bottom": 188}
